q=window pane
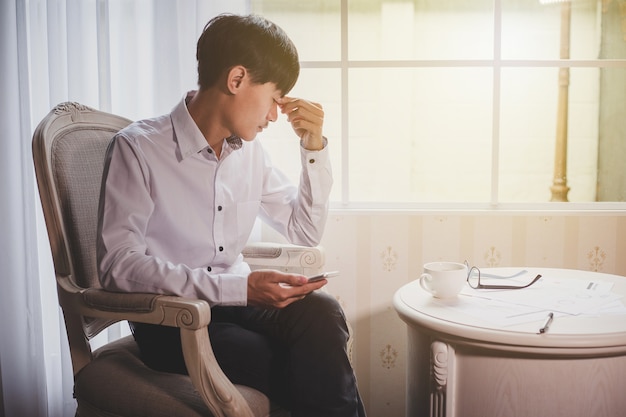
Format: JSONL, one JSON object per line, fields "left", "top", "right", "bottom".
{"left": 250, "top": 0, "right": 341, "bottom": 61}
{"left": 597, "top": 67, "right": 626, "bottom": 201}
{"left": 349, "top": 68, "right": 493, "bottom": 202}
{"left": 501, "top": 0, "right": 618, "bottom": 60}
{"left": 348, "top": 0, "right": 494, "bottom": 60}
{"left": 499, "top": 67, "right": 601, "bottom": 202}
{"left": 257, "top": 69, "right": 342, "bottom": 202}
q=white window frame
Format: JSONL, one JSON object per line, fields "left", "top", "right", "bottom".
{"left": 295, "top": 0, "right": 626, "bottom": 212}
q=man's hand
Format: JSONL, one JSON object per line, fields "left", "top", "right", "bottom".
{"left": 247, "top": 269, "right": 327, "bottom": 309}
{"left": 277, "top": 97, "right": 325, "bottom": 151}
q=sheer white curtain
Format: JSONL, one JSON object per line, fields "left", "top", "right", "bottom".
{"left": 0, "top": 1, "right": 248, "bottom": 415}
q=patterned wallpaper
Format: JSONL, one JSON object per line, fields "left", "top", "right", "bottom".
{"left": 263, "top": 212, "right": 626, "bottom": 417}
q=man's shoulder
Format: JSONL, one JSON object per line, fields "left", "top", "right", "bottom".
{"left": 115, "top": 114, "right": 173, "bottom": 144}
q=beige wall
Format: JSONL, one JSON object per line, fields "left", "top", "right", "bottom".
{"left": 266, "top": 211, "right": 626, "bottom": 416}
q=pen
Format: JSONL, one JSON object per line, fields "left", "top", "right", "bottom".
{"left": 538, "top": 312, "right": 554, "bottom": 334}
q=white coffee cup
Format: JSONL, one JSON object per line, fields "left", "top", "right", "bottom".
{"left": 419, "top": 261, "right": 468, "bottom": 298}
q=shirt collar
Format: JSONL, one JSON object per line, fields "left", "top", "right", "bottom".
{"left": 171, "top": 91, "right": 243, "bottom": 160}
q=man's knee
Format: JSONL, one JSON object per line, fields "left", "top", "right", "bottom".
{"left": 287, "top": 291, "right": 349, "bottom": 343}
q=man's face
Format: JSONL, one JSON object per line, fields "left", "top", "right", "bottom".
{"left": 233, "top": 79, "right": 282, "bottom": 141}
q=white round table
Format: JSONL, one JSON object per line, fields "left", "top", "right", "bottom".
{"left": 393, "top": 267, "right": 626, "bottom": 417}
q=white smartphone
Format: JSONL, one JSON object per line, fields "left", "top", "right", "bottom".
{"left": 307, "top": 271, "right": 340, "bottom": 283}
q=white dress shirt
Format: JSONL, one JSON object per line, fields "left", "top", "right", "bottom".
{"left": 97, "top": 91, "right": 332, "bottom": 306}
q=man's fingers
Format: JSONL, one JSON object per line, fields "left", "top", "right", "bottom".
{"left": 279, "top": 97, "right": 323, "bottom": 118}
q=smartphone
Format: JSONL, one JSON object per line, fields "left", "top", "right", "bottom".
{"left": 307, "top": 271, "right": 340, "bottom": 283}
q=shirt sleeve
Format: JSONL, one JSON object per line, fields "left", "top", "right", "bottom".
{"left": 96, "top": 134, "right": 248, "bottom": 306}
{"left": 258, "top": 137, "right": 333, "bottom": 246}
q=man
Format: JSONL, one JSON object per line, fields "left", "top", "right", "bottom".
{"left": 97, "top": 13, "right": 365, "bottom": 417}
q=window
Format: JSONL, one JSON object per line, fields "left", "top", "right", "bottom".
{"left": 103, "top": 0, "right": 626, "bottom": 208}
{"left": 249, "top": 0, "right": 626, "bottom": 208}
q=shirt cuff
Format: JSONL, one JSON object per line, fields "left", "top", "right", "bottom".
{"left": 215, "top": 273, "right": 248, "bottom": 306}
{"left": 300, "top": 136, "right": 328, "bottom": 151}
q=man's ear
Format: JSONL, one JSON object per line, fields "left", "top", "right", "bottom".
{"left": 226, "top": 65, "right": 246, "bottom": 95}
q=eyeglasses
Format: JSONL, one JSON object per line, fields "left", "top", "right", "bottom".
{"left": 465, "top": 263, "right": 542, "bottom": 290}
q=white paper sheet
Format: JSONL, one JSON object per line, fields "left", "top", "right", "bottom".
{"left": 431, "top": 270, "right": 626, "bottom": 326}
{"left": 461, "top": 274, "right": 622, "bottom": 315}
{"left": 432, "top": 295, "right": 555, "bottom": 326}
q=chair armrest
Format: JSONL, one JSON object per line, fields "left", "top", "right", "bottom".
{"left": 83, "top": 289, "right": 211, "bottom": 329}
{"left": 58, "top": 276, "right": 211, "bottom": 330}
{"left": 243, "top": 242, "right": 325, "bottom": 275}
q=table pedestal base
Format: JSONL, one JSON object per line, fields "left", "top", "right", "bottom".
{"left": 407, "top": 328, "right": 626, "bottom": 417}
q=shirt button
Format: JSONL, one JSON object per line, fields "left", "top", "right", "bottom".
{"left": 207, "top": 266, "right": 212, "bottom": 272}
{"left": 309, "top": 158, "right": 315, "bottom": 164}
{"left": 219, "top": 246, "right": 224, "bottom": 252}
{"left": 207, "top": 148, "right": 213, "bottom": 154}
{"left": 217, "top": 205, "right": 223, "bottom": 211}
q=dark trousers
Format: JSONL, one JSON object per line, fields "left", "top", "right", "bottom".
{"left": 130, "top": 291, "right": 366, "bottom": 417}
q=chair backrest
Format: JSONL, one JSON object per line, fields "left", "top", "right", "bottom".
{"left": 33, "top": 102, "right": 132, "bottom": 370}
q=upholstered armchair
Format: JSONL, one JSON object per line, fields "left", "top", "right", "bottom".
{"left": 32, "top": 102, "right": 325, "bottom": 417}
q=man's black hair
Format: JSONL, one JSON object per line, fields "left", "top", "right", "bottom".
{"left": 197, "top": 14, "right": 300, "bottom": 95}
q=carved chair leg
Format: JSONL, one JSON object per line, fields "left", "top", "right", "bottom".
{"left": 180, "top": 328, "right": 255, "bottom": 417}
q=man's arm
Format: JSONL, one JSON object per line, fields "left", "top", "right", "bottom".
{"left": 245, "top": 97, "right": 332, "bottom": 308}
{"left": 257, "top": 96, "right": 332, "bottom": 246}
